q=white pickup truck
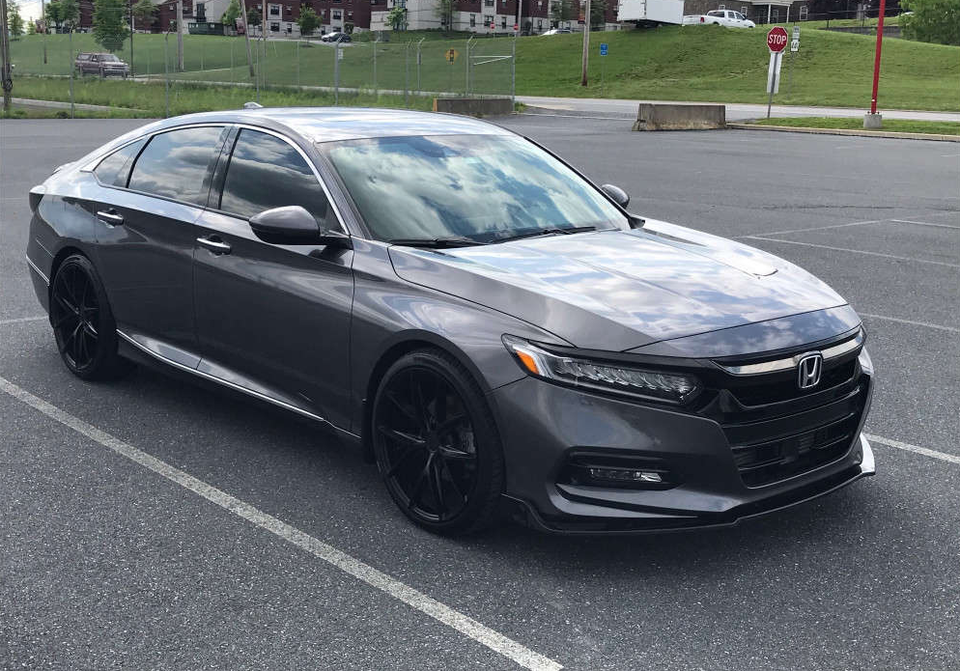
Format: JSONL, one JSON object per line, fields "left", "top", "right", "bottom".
{"left": 682, "top": 9, "right": 756, "bottom": 28}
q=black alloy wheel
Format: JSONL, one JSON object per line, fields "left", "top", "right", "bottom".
{"left": 372, "top": 350, "right": 504, "bottom": 534}
{"left": 50, "top": 254, "right": 131, "bottom": 380}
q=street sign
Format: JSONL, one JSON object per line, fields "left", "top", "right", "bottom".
{"left": 445, "top": 48, "right": 458, "bottom": 63}
{"left": 791, "top": 25, "right": 800, "bottom": 52}
{"left": 514, "top": 24, "right": 519, "bottom": 32}
{"left": 767, "top": 26, "right": 788, "bottom": 53}
{"left": 599, "top": 43, "right": 608, "bottom": 56}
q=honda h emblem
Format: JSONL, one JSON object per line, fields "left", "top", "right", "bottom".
{"left": 797, "top": 353, "right": 823, "bottom": 389}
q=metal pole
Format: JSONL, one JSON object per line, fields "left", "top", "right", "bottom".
{"left": 869, "top": 0, "right": 886, "bottom": 115}
{"left": 787, "top": 41, "right": 794, "bottom": 99}
{"left": 465, "top": 35, "right": 474, "bottom": 94}
{"left": 1, "top": 0, "right": 13, "bottom": 113}
{"left": 581, "top": 0, "right": 590, "bottom": 86}
{"left": 296, "top": 40, "right": 299, "bottom": 87}
{"left": 404, "top": 42, "right": 409, "bottom": 107}
{"left": 766, "top": 52, "right": 778, "bottom": 119}
{"left": 255, "top": 31, "right": 260, "bottom": 101}
{"left": 40, "top": 0, "right": 47, "bottom": 65}
{"left": 261, "top": 0, "right": 267, "bottom": 87}
{"left": 242, "top": 3, "right": 254, "bottom": 77}
{"left": 230, "top": 37, "right": 234, "bottom": 81}
{"left": 164, "top": 32, "right": 170, "bottom": 117}
{"left": 416, "top": 37, "right": 423, "bottom": 93}
{"left": 511, "top": 29, "right": 516, "bottom": 102}
{"left": 130, "top": 0, "right": 135, "bottom": 77}
{"left": 334, "top": 41, "right": 340, "bottom": 105}
{"left": 373, "top": 36, "right": 378, "bottom": 98}
{"left": 69, "top": 28, "right": 74, "bottom": 117}
{"left": 177, "top": 0, "right": 184, "bottom": 71}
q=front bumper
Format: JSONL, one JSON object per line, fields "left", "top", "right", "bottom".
{"left": 490, "top": 371, "right": 875, "bottom": 534}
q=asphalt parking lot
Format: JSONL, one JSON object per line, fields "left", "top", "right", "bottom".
{"left": 1, "top": 116, "right": 958, "bottom": 671}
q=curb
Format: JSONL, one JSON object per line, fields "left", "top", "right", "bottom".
{"left": 727, "top": 122, "right": 960, "bottom": 142}
{"left": 11, "top": 97, "right": 146, "bottom": 114}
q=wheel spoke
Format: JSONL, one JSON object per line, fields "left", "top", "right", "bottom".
{"left": 386, "top": 445, "right": 424, "bottom": 478}
{"left": 411, "top": 373, "right": 428, "bottom": 429}
{"left": 53, "top": 311, "right": 79, "bottom": 330}
{"left": 429, "top": 458, "right": 445, "bottom": 515}
{"left": 441, "top": 459, "right": 466, "bottom": 504}
{"left": 406, "top": 455, "right": 433, "bottom": 510}
{"left": 377, "top": 425, "right": 424, "bottom": 448}
{"left": 438, "top": 444, "right": 476, "bottom": 461}
{"left": 385, "top": 390, "right": 418, "bottom": 423}
{"left": 435, "top": 413, "right": 466, "bottom": 436}
{"left": 54, "top": 293, "right": 76, "bottom": 315}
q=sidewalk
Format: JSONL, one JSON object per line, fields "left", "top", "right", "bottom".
{"left": 516, "top": 95, "right": 960, "bottom": 123}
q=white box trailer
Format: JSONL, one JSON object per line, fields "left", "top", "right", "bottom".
{"left": 617, "top": 0, "right": 684, "bottom": 25}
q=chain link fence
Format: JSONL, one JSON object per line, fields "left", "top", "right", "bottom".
{"left": 6, "top": 32, "right": 517, "bottom": 118}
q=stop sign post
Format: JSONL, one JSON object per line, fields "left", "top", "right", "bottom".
{"left": 765, "top": 27, "right": 787, "bottom": 119}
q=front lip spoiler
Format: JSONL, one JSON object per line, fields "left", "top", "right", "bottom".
{"left": 504, "top": 434, "right": 876, "bottom": 536}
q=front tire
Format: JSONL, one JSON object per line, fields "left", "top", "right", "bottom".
{"left": 50, "top": 254, "right": 132, "bottom": 381}
{"left": 372, "top": 349, "right": 505, "bottom": 535}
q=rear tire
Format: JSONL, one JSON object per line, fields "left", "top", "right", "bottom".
{"left": 50, "top": 254, "right": 133, "bottom": 381}
{"left": 371, "top": 349, "right": 505, "bottom": 535}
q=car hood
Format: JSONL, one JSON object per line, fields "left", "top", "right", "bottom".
{"left": 388, "top": 219, "right": 848, "bottom": 351}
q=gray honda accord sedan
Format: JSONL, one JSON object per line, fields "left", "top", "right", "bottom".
{"left": 25, "top": 108, "right": 875, "bottom": 535}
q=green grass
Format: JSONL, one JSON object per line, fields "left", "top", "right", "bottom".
{"left": 7, "top": 77, "right": 435, "bottom": 117}
{"left": 7, "top": 26, "right": 960, "bottom": 111}
{"left": 752, "top": 116, "right": 960, "bottom": 135}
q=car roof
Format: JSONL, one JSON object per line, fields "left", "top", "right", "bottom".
{"left": 144, "top": 107, "right": 514, "bottom": 143}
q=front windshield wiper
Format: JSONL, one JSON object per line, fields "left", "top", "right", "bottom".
{"left": 387, "top": 236, "right": 487, "bottom": 249}
{"left": 491, "top": 225, "right": 597, "bottom": 244}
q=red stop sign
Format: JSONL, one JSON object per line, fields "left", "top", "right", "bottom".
{"left": 767, "top": 26, "right": 788, "bottom": 53}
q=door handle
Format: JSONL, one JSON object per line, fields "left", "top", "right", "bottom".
{"left": 197, "top": 235, "right": 232, "bottom": 255}
{"left": 96, "top": 209, "right": 124, "bottom": 226}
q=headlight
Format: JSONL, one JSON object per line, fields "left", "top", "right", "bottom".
{"left": 502, "top": 335, "right": 700, "bottom": 404}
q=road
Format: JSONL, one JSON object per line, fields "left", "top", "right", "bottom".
{"left": 1, "top": 117, "right": 958, "bottom": 671}
{"left": 517, "top": 95, "right": 960, "bottom": 122}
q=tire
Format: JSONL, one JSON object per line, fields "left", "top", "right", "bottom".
{"left": 371, "top": 349, "right": 505, "bottom": 535}
{"left": 49, "top": 254, "right": 133, "bottom": 381}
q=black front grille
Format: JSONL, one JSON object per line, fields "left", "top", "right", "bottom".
{"left": 699, "top": 346, "right": 867, "bottom": 488}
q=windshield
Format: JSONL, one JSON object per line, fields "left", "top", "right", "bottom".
{"left": 322, "top": 134, "right": 628, "bottom": 243}
{"left": 101, "top": 55, "right": 120, "bottom": 62}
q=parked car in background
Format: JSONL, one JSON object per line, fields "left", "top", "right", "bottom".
{"left": 541, "top": 28, "right": 574, "bottom": 35}
{"left": 320, "top": 31, "right": 351, "bottom": 43}
{"left": 74, "top": 53, "right": 130, "bottom": 78}
{"left": 682, "top": 10, "right": 756, "bottom": 27}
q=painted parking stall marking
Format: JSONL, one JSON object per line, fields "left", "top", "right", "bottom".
{"left": 0, "top": 376, "right": 564, "bottom": 671}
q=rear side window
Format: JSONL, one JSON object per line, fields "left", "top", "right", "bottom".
{"left": 218, "top": 129, "right": 331, "bottom": 224}
{"left": 128, "top": 126, "right": 224, "bottom": 206}
{"left": 94, "top": 138, "right": 146, "bottom": 187}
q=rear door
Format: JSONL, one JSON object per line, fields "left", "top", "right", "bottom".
{"left": 193, "top": 126, "right": 355, "bottom": 427}
{"left": 93, "top": 125, "right": 227, "bottom": 359}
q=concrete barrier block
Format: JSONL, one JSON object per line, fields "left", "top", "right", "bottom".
{"left": 633, "top": 103, "right": 726, "bottom": 131}
{"left": 433, "top": 97, "right": 514, "bottom": 118}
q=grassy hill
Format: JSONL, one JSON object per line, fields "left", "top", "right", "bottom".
{"left": 7, "top": 25, "right": 959, "bottom": 112}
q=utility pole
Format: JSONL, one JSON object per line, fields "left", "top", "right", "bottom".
{"left": 261, "top": 0, "right": 267, "bottom": 89}
{"left": 1, "top": 0, "right": 12, "bottom": 113}
{"left": 40, "top": 0, "right": 47, "bottom": 64}
{"left": 177, "top": 0, "right": 184, "bottom": 71}
{"left": 580, "top": 0, "right": 590, "bottom": 86}
{"left": 129, "top": 0, "right": 135, "bottom": 77}
{"left": 241, "top": 0, "right": 254, "bottom": 77}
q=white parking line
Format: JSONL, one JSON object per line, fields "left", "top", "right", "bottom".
{"left": 742, "top": 219, "right": 885, "bottom": 238}
{"left": 890, "top": 219, "right": 960, "bottom": 230}
{"left": 860, "top": 313, "right": 959, "bottom": 334}
{"left": 744, "top": 235, "right": 960, "bottom": 268}
{"left": 0, "top": 376, "right": 563, "bottom": 671}
{"left": 0, "top": 316, "right": 47, "bottom": 326}
{"left": 866, "top": 433, "right": 960, "bottom": 466}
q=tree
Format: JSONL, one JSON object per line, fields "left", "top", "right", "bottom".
{"left": 435, "top": 0, "right": 453, "bottom": 32}
{"left": 550, "top": 0, "right": 576, "bottom": 25}
{"left": 132, "top": 0, "right": 156, "bottom": 29}
{"left": 92, "top": 0, "right": 130, "bottom": 52}
{"left": 60, "top": 0, "right": 79, "bottom": 30}
{"left": 8, "top": 1, "right": 24, "bottom": 37}
{"left": 221, "top": 0, "right": 241, "bottom": 26}
{"left": 246, "top": 7, "right": 261, "bottom": 27}
{"left": 900, "top": 0, "right": 960, "bottom": 45}
{"left": 27, "top": 18, "right": 37, "bottom": 34}
{"left": 386, "top": 5, "right": 406, "bottom": 30}
{"left": 297, "top": 4, "right": 319, "bottom": 35}
{"left": 44, "top": 0, "right": 64, "bottom": 31}
{"left": 590, "top": 0, "right": 607, "bottom": 29}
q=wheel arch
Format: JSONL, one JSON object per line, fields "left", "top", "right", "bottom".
{"left": 359, "top": 330, "right": 494, "bottom": 462}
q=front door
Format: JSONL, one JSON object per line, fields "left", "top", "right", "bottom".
{"left": 193, "top": 127, "right": 355, "bottom": 428}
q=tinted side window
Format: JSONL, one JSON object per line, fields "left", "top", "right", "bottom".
{"left": 219, "top": 129, "right": 330, "bottom": 224}
{"left": 128, "top": 126, "right": 224, "bottom": 206}
{"left": 94, "top": 138, "right": 146, "bottom": 187}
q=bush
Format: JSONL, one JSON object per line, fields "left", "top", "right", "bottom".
{"left": 901, "top": 0, "right": 960, "bottom": 45}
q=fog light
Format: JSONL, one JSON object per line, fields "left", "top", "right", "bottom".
{"left": 588, "top": 467, "right": 663, "bottom": 484}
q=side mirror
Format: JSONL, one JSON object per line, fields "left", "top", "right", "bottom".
{"left": 249, "top": 205, "right": 351, "bottom": 248}
{"left": 601, "top": 184, "right": 630, "bottom": 209}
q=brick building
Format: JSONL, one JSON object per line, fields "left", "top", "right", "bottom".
{"left": 682, "top": 0, "right": 811, "bottom": 23}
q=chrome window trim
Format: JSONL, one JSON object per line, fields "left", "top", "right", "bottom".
{"left": 117, "top": 330, "right": 360, "bottom": 439}
{"left": 210, "top": 123, "right": 350, "bottom": 235}
{"left": 715, "top": 330, "right": 864, "bottom": 376}
{"left": 26, "top": 255, "right": 50, "bottom": 285}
